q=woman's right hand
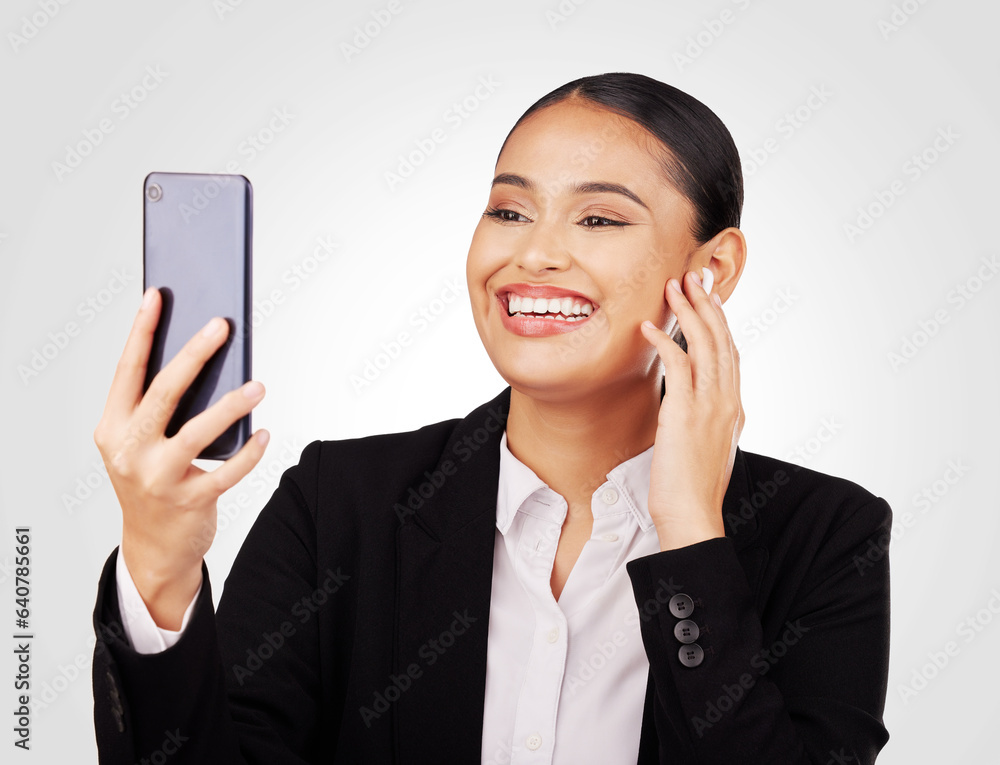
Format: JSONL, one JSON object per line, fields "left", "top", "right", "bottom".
{"left": 93, "top": 287, "right": 270, "bottom": 630}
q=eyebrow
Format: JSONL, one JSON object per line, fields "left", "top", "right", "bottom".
{"left": 491, "top": 173, "right": 649, "bottom": 210}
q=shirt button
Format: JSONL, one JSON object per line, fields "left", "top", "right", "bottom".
{"left": 601, "top": 487, "right": 619, "bottom": 505}
{"left": 526, "top": 733, "right": 542, "bottom": 750}
{"left": 601, "top": 533, "right": 619, "bottom": 543}
{"left": 546, "top": 627, "right": 559, "bottom": 643}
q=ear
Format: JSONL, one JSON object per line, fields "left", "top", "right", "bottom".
{"left": 694, "top": 227, "right": 747, "bottom": 304}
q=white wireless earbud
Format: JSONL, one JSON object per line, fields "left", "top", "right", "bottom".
{"left": 701, "top": 267, "right": 714, "bottom": 295}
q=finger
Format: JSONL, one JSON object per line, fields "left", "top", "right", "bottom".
{"left": 706, "top": 292, "right": 744, "bottom": 432}
{"left": 707, "top": 291, "right": 742, "bottom": 399}
{"left": 640, "top": 318, "right": 692, "bottom": 402}
{"left": 665, "top": 274, "right": 719, "bottom": 390}
{"left": 134, "top": 315, "right": 232, "bottom": 437}
{"left": 195, "top": 429, "right": 271, "bottom": 497}
{"left": 102, "top": 287, "right": 162, "bottom": 425}
{"left": 696, "top": 272, "right": 736, "bottom": 352}
{"left": 170, "top": 381, "right": 266, "bottom": 460}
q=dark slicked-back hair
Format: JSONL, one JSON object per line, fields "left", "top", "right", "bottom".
{"left": 497, "top": 72, "right": 743, "bottom": 246}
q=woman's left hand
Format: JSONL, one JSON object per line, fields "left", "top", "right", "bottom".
{"left": 639, "top": 269, "right": 745, "bottom": 551}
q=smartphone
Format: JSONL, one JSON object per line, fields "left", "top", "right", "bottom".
{"left": 142, "top": 172, "right": 252, "bottom": 460}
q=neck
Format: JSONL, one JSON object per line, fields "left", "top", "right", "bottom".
{"left": 505, "top": 375, "right": 662, "bottom": 511}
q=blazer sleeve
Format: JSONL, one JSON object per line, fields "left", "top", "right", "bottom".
{"left": 92, "top": 440, "right": 325, "bottom": 764}
{"left": 626, "top": 495, "right": 892, "bottom": 764}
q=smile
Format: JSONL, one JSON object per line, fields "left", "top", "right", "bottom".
{"left": 496, "top": 285, "right": 600, "bottom": 337}
{"left": 506, "top": 292, "right": 593, "bottom": 320}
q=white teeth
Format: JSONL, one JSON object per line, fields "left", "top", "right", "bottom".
{"left": 505, "top": 291, "right": 596, "bottom": 319}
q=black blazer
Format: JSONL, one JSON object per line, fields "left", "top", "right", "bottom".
{"left": 92, "top": 385, "right": 891, "bottom": 764}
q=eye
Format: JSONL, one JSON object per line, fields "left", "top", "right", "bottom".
{"left": 579, "top": 215, "right": 628, "bottom": 228}
{"left": 483, "top": 207, "right": 531, "bottom": 224}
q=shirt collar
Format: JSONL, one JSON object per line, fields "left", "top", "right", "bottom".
{"left": 496, "top": 429, "right": 656, "bottom": 534}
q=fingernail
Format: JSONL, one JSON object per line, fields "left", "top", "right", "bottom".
{"left": 141, "top": 287, "right": 155, "bottom": 310}
{"left": 712, "top": 293, "right": 722, "bottom": 307}
{"left": 668, "top": 278, "right": 682, "bottom": 293}
{"left": 243, "top": 381, "right": 264, "bottom": 398}
{"left": 642, "top": 320, "right": 656, "bottom": 331}
{"left": 690, "top": 270, "right": 702, "bottom": 287}
{"left": 255, "top": 429, "right": 270, "bottom": 446}
{"left": 201, "top": 317, "right": 224, "bottom": 337}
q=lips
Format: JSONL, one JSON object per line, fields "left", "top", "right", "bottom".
{"left": 495, "top": 283, "right": 600, "bottom": 337}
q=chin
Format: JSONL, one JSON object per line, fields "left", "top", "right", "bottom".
{"left": 494, "top": 360, "right": 624, "bottom": 403}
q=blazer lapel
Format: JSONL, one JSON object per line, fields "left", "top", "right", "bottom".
{"left": 393, "top": 387, "right": 512, "bottom": 763}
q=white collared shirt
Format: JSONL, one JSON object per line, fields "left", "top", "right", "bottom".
{"left": 480, "top": 430, "right": 660, "bottom": 764}
{"left": 116, "top": 429, "right": 661, "bottom": 762}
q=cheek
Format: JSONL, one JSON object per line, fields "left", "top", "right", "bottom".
{"left": 597, "top": 260, "right": 671, "bottom": 320}
{"left": 466, "top": 226, "right": 500, "bottom": 314}
{"left": 466, "top": 223, "right": 500, "bottom": 280}
{"left": 582, "top": 230, "right": 674, "bottom": 296}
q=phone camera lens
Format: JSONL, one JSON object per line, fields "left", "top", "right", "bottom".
{"left": 146, "top": 183, "right": 162, "bottom": 202}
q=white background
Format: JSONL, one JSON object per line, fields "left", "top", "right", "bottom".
{"left": 2, "top": 0, "right": 998, "bottom": 761}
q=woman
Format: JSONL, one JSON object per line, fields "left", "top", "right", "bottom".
{"left": 91, "top": 73, "right": 892, "bottom": 763}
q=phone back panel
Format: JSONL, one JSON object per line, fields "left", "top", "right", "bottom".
{"left": 142, "top": 172, "right": 252, "bottom": 460}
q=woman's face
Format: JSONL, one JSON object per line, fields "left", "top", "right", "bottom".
{"left": 466, "top": 98, "right": 703, "bottom": 400}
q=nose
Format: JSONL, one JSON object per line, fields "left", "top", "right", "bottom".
{"left": 512, "top": 218, "right": 572, "bottom": 273}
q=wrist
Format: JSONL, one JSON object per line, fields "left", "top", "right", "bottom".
{"left": 120, "top": 540, "right": 203, "bottom": 630}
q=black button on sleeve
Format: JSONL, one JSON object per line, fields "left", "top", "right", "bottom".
{"left": 674, "top": 619, "right": 700, "bottom": 644}
{"left": 668, "top": 593, "right": 694, "bottom": 618}
{"left": 678, "top": 643, "right": 704, "bottom": 667}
